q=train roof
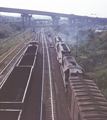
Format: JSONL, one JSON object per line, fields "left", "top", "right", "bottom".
{"left": 55, "top": 36, "right": 63, "bottom": 42}
{"left": 63, "top": 56, "right": 84, "bottom": 73}
{"left": 29, "top": 41, "right": 38, "bottom": 45}
{"left": 57, "top": 42, "right": 71, "bottom": 52}
{"left": 68, "top": 77, "right": 107, "bottom": 120}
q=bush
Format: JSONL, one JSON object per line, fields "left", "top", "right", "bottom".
{"left": 0, "top": 30, "right": 9, "bottom": 38}
{"left": 10, "top": 23, "right": 22, "bottom": 31}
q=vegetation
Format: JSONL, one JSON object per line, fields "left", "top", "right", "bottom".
{"left": 0, "top": 23, "right": 22, "bottom": 40}
{"left": 70, "top": 29, "right": 107, "bottom": 99}
{"left": 55, "top": 23, "right": 107, "bottom": 99}
{"left": 0, "top": 24, "right": 13, "bottom": 39}
{"left": 0, "top": 28, "right": 31, "bottom": 56}
{"left": 10, "top": 23, "right": 22, "bottom": 31}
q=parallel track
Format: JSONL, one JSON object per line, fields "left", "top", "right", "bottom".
{"left": 0, "top": 33, "right": 35, "bottom": 84}
{"left": 0, "top": 40, "right": 28, "bottom": 73}
{"left": 40, "top": 28, "right": 55, "bottom": 120}
{"left": 0, "top": 31, "right": 22, "bottom": 44}
{"left": 0, "top": 27, "right": 70, "bottom": 120}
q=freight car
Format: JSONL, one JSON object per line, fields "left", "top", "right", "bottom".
{"left": 55, "top": 36, "right": 83, "bottom": 90}
{"left": 56, "top": 42, "right": 71, "bottom": 64}
{"left": 17, "top": 41, "right": 38, "bottom": 67}
{"left": 60, "top": 56, "right": 84, "bottom": 91}
{"left": 54, "top": 36, "right": 107, "bottom": 120}
{"left": 28, "top": 41, "right": 38, "bottom": 46}
{"left": 0, "top": 109, "right": 22, "bottom": 120}
{"left": 54, "top": 36, "right": 63, "bottom": 45}
{"left": 68, "top": 76, "right": 107, "bottom": 120}
{"left": 55, "top": 36, "right": 63, "bottom": 50}
{"left": 0, "top": 41, "right": 38, "bottom": 111}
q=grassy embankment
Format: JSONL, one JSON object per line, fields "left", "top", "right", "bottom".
{"left": 0, "top": 23, "right": 32, "bottom": 56}
{"left": 71, "top": 30, "right": 107, "bottom": 99}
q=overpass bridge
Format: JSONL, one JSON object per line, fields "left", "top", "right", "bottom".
{"left": 0, "top": 7, "right": 107, "bottom": 27}
{"left": 0, "top": 7, "right": 70, "bottom": 17}
{"left": 0, "top": 7, "right": 71, "bottom": 27}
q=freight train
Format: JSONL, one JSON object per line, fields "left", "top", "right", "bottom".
{"left": 55, "top": 36, "right": 84, "bottom": 91}
{"left": 0, "top": 41, "right": 38, "bottom": 119}
{"left": 54, "top": 36, "right": 107, "bottom": 120}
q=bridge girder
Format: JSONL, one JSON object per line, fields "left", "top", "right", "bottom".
{"left": 1, "top": 7, "right": 107, "bottom": 26}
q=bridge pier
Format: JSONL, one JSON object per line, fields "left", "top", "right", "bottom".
{"left": 68, "top": 16, "right": 93, "bottom": 27}
{"left": 52, "top": 16, "right": 60, "bottom": 26}
{"left": 21, "top": 14, "right": 32, "bottom": 30}
{"left": 28, "top": 15, "right": 32, "bottom": 26}
{"left": 21, "top": 14, "right": 25, "bottom": 31}
{"left": 68, "top": 15, "right": 80, "bottom": 26}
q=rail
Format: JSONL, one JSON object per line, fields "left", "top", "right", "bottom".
{"left": 40, "top": 28, "right": 55, "bottom": 120}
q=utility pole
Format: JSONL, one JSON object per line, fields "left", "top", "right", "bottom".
{"left": 75, "top": 35, "right": 78, "bottom": 57}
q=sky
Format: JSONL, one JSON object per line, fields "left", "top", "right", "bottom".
{"left": 0, "top": 0, "right": 107, "bottom": 18}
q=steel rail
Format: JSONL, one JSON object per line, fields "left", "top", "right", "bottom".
{"left": 50, "top": 27, "right": 56, "bottom": 37}
{"left": 43, "top": 29, "right": 55, "bottom": 120}
{"left": 40, "top": 28, "right": 55, "bottom": 120}
{"left": 0, "top": 29, "right": 30, "bottom": 60}
{"left": 0, "top": 38, "right": 22, "bottom": 59}
{"left": 0, "top": 31, "right": 22, "bottom": 44}
{"left": 0, "top": 35, "right": 35, "bottom": 75}
{"left": 0, "top": 42, "right": 28, "bottom": 75}
{"left": 40, "top": 28, "right": 45, "bottom": 120}
{"left": 0, "top": 43, "right": 28, "bottom": 87}
{"left": 0, "top": 40, "right": 24, "bottom": 63}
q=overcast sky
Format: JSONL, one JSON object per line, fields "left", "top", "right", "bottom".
{"left": 1, "top": 0, "right": 107, "bottom": 18}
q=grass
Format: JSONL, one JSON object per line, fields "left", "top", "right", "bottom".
{"left": 0, "top": 28, "right": 31, "bottom": 56}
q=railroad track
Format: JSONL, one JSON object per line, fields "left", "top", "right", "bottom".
{"left": 0, "top": 27, "right": 70, "bottom": 120}
{"left": 0, "top": 40, "right": 38, "bottom": 120}
{"left": 0, "top": 43, "right": 28, "bottom": 87}
{"left": 1, "top": 26, "right": 106, "bottom": 120}
{"left": 0, "top": 31, "right": 22, "bottom": 44}
{"left": 0, "top": 40, "right": 27, "bottom": 73}
{"left": 18, "top": 28, "right": 57, "bottom": 120}
{"left": 40, "top": 28, "right": 57, "bottom": 120}
{"left": 0, "top": 32, "right": 35, "bottom": 84}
